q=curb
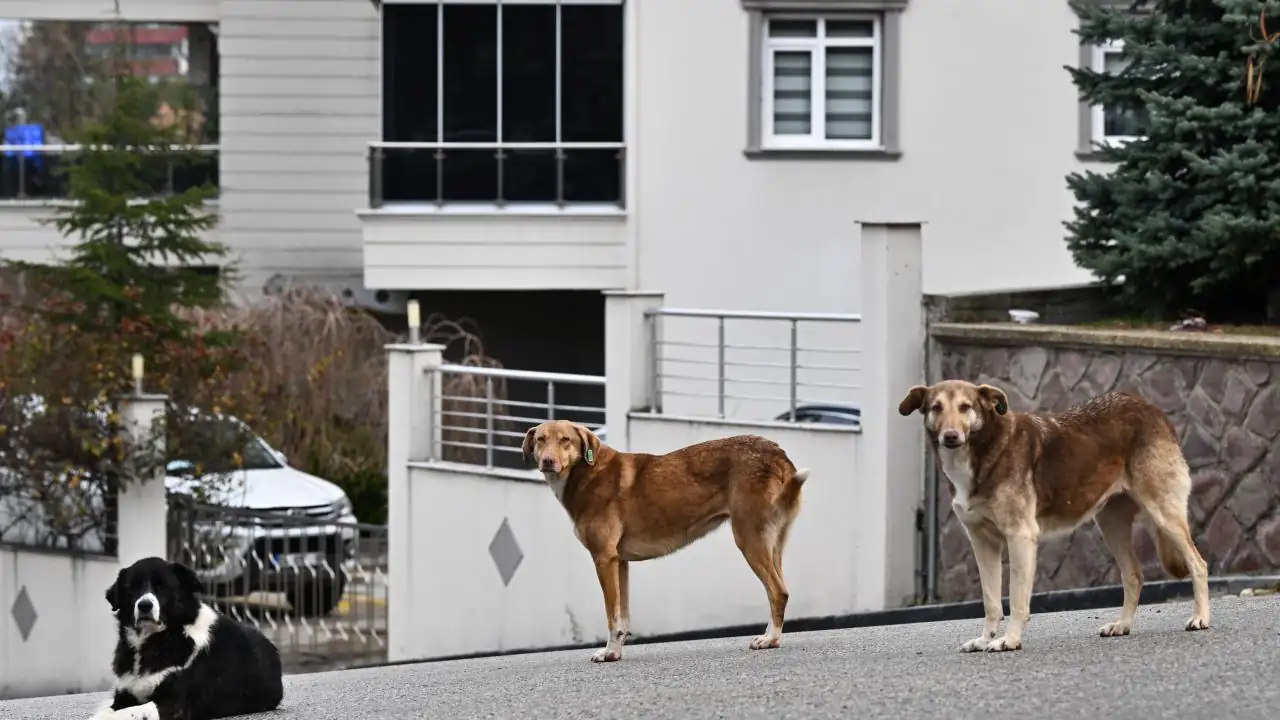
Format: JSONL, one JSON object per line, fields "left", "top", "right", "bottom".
{"left": 321, "top": 574, "right": 1280, "bottom": 675}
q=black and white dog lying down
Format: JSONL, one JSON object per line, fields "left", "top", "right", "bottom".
{"left": 90, "top": 556, "right": 284, "bottom": 720}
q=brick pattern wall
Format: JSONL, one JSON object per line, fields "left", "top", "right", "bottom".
{"left": 933, "top": 342, "right": 1280, "bottom": 602}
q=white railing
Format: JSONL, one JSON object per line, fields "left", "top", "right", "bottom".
{"left": 367, "top": 141, "right": 625, "bottom": 209}
{"left": 431, "top": 364, "right": 606, "bottom": 469}
{"left": 0, "top": 143, "right": 220, "bottom": 201}
{"left": 645, "top": 308, "right": 863, "bottom": 423}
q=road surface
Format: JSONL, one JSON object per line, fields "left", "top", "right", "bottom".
{"left": 3, "top": 595, "right": 1277, "bottom": 719}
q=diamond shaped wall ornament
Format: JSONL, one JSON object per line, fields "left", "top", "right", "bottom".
{"left": 11, "top": 586, "right": 37, "bottom": 642}
{"left": 489, "top": 518, "right": 524, "bottom": 587}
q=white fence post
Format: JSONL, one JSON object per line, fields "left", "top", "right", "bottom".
{"left": 857, "top": 221, "right": 925, "bottom": 609}
{"left": 386, "top": 341, "right": 444, "bottom": 662}
{"left": 115, "top": 392, "right": 168, "bottom": 566}
{"left": 604, "top": 290, "right": 665, "bottom": 452}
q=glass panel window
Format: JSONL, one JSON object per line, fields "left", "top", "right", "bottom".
{"left": 762, "top": 15, "right": 880, "bottom": 149}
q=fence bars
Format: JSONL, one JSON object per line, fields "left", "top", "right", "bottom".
{"left": 432, "top": 364, "right": 606, "bottom": 469}
{"left": 643, "top": 308, "right": 863, "bottom": 420}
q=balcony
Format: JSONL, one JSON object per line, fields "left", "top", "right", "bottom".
{"left": 359, "top": 141, "right": 629, "bottom": 291}
{"left": 0, "top": 144, "right": 220, "bottom": 264}
{"left": 0, "top": 144, "right": 220, "bottom": 202}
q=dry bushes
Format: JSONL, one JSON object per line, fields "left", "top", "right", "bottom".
{"left": 179, "top": 287, "right": 511, "bottom": 523}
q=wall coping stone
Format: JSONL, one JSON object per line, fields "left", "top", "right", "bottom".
{"left": 931, "top": 323, "right": 1280, "bottom": 361}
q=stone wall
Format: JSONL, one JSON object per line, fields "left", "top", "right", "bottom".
{"left": 928, "top": 324, "right": 1280, "bottom": 602}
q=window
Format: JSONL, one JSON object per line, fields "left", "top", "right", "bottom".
{"left": 377, "top": 1, "right": 625, "bottom": 209}
{"left": 763, "top": 17, "right": 880, "bottom": 149}
{"left": 1090, "top": 40, "right": 1145, "bottom": 146}
{"left": 744, "top": 1, "right": 906, "bottom": 158}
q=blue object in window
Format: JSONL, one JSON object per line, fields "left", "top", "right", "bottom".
{"left": 4, "top": 124, "right": 44, "bottom": 158}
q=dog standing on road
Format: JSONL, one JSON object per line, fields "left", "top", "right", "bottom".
{"left": 523, "top": 421, "right": 810, "bottom": 662}
{"left": 899, "top": 380, "right": 1210, "bottom": 652}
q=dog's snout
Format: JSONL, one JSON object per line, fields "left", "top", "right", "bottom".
{"left": 135, "top": 592, "right": 158, "bottom": 619}
{"left": 137, "top": 598, "right": 153, "bottom": 613}
{"left": 940, "top": 430, "right": 963, "bottom": 448}
{"left": 539, "top": 456, "right": 557, "bottom": 471}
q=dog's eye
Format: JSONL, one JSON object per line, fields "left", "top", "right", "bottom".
{"left": 559, "top": 436, "right": 570, "bottom": 446}
{"left": 930, "top": 403, "right": 942, "bottom": 413}
{"left": 958, "top": 403, "right": 972, "bottom": 413}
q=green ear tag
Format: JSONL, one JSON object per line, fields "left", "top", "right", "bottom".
{"left": 586, "top": 449, "right": 594, "bottom": 463}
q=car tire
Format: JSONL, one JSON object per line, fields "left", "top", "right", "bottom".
{"left": 287, "top": 572, "right": 348, "bottom": 618}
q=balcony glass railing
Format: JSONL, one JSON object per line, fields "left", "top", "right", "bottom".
{"left": 367, "top": 142, "right": 625, "bottom": 209}
{"left": 0, "top": 144, "right": 219, "bottom": 201}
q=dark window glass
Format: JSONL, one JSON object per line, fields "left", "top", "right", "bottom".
{"left": 380, "top": 4, "right": 439, "bottom": 203}
{"left": 442, "top": 4, "right": 497, "bottom": 143}
{"left": 502, "top": 4, "right": 557, "bottom": 203}
{"left": 561, "top": 4, "right": 623, "bottom": 143}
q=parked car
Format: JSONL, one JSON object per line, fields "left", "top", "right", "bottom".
{"left": 592, "top": 402, "right": 862, "bottom": 445}
{"left": 164, "top": 415, "right": 360, "bottom": 618}
{"left": 0, "top": 394, "right": 358, "bottom": 617}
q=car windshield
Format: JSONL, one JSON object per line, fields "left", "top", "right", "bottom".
{"left": 169, "top": 417, "right": 283, "bottom": 474}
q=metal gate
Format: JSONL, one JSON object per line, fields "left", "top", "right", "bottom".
{"left": 166, "top": 495, "right": 389, "bottom": 673}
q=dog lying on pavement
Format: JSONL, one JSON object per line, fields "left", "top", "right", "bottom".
{"left": 899, "top": 380, "right": 1210, "bottom": 652}
{"left": 523, "top": 421, "right": 810, "bottom": 662}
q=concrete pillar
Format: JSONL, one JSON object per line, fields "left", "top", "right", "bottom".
{"left": 603, "top": 290, "right": 664, "bottom": 451}
{"left": 385, "top": 341, "right": 444, "bottom": 662}
{"left": 115, "top": 392, "right": 169, "bottom": 565}
{"left": 856, "top": 222, "right": 925, "bottom": 610}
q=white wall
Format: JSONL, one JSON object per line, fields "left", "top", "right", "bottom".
{"left": 361, "top": 209, "right": 628, "bottom": 290}
{"left": 0, "top": 550, "right": 119, "bottom": 700}
{"left": 217, "top": 0, "right": 378, "bottom": 300}
{"left": 631, "top": 0, "right": 1097, "bottom": 309}
{"left": 394, "top": 417, "right": 863, "bottom": 662}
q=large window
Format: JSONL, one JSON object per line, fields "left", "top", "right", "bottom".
{"left": 377, "top": 1, "right": 625, "bottom": 208}
{"left": 761, "top": 16, "right": 881, "bottom": 151}
{"left": 1090, "top": 40, "right": 1146, "bottom": 146}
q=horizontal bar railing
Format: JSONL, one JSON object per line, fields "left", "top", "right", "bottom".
{"left": 368, "top": 141, "right": 625, "bottom": 210}
{"left": 0, "top": 143, "right": 220, "bottom": 201}
{"left": 430, "top": 363, "right": 606, "bottom": 469}
{"left": 644, "top": 307, "right": 863, "bottom": 422}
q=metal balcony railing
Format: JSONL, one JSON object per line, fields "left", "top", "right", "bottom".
{"left": 0, "top": 144, "right": 220, "bottom": 201}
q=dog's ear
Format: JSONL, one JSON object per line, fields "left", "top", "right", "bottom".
{"left": 978, "top": 384, "right": 1010, "bottom": 415}
{"left": 105, "top": 568, "right": 126, "bottom": 611}
{"left": 575, "top": 424, "right": 600, "bottom": 466}
{"left": 522, "top": 426, "right": 539, "bottom": 466}
{"left": 169, "top": 562, "right": 203, "bottom": 598}
{"left": 898, "top": 385, "right": 930, "bottom": 416}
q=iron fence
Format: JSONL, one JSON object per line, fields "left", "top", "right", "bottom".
{"left": 166, "top": 495, "right": 388, "bottom": 673}
{"left": 368, "top": 141, "right": 625, "bottom": 209}
{"left": 645, "top": 308, "right": 863, "bottom": 422}
{"left": 0, "top": 144, "right": 220, "bottom": 200}
{"left": 432, "top": 364, "right": 606, "bottom": 470}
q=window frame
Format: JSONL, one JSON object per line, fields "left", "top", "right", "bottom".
{"left": 1090, "top": 39, "right": 1144, "bottom": 147}
{"left": 743, "top": 0, "right": 906, "bottom": 160}
{"left": 760, "top": 14, "right": 882, "bottom": 151}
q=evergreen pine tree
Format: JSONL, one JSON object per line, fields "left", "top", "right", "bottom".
{"left": 1065, "top": 0, "right": 1280, "bottom": 321}
{"left": 5, "top": 64, "right": 233, "bottom": 349}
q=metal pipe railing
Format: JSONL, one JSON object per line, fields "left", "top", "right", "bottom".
{"left": 1, "top": 144, "right": 220, "bottom": 200}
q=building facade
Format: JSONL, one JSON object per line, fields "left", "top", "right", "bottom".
{"left": 0, "top": 0, "right": 1127, "bottom": 317}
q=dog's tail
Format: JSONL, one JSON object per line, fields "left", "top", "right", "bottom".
{"left": 1154, "top": 529, "right": 1191, "bottom": 580}
{"left": 779, "top": 467, "right": 810, "bottom": 508}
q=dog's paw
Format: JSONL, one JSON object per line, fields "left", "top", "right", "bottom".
{"left": 983, "top": 636, "right": 1021, "bottom": 652}
{"left": 1098, "top": 621, "right": 1131, "bottom": 637}
{"left": 1185, "top": 614, "right": 1210, "bottom": 631}
{"left": 959, "top": 636, "right": 989, "bottom": 653}
{"left": 749, "top": 634, "right": 781, "bottom": 650}
{"left": 590, "top": 647, "right": 621, "bottom": 663}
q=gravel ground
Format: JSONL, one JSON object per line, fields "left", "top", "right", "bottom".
{"left": 4, "top": 594, "right": 1278, "bottom": 720}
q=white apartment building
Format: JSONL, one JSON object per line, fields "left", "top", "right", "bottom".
{"left": 0, "top": 0, "right": 1130, "bottom": 330}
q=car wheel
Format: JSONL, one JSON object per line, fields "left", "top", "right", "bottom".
{"left": 286, "top": 572, "right": 348, "bottom": 618}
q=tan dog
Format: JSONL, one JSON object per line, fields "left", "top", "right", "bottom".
{"left": 899, "top": 379, "right": 1210, "bottom": 652}
{"left": 522, "top": 420, "right": 810, "bottom": 662}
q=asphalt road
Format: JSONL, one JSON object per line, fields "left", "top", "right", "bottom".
{"left": 4, "top": 594, "right": 1278, "bottom": 720}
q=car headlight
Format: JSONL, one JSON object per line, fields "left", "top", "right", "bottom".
{"left": 330, "top": 495, "right": 354, "bottom": 518}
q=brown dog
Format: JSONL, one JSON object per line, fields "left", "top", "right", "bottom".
{"left": 899, "top": 380, "right": 1209, "bottom": 652}
{"left": 522, "top": 420, "right": 810, "bottom": 662}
